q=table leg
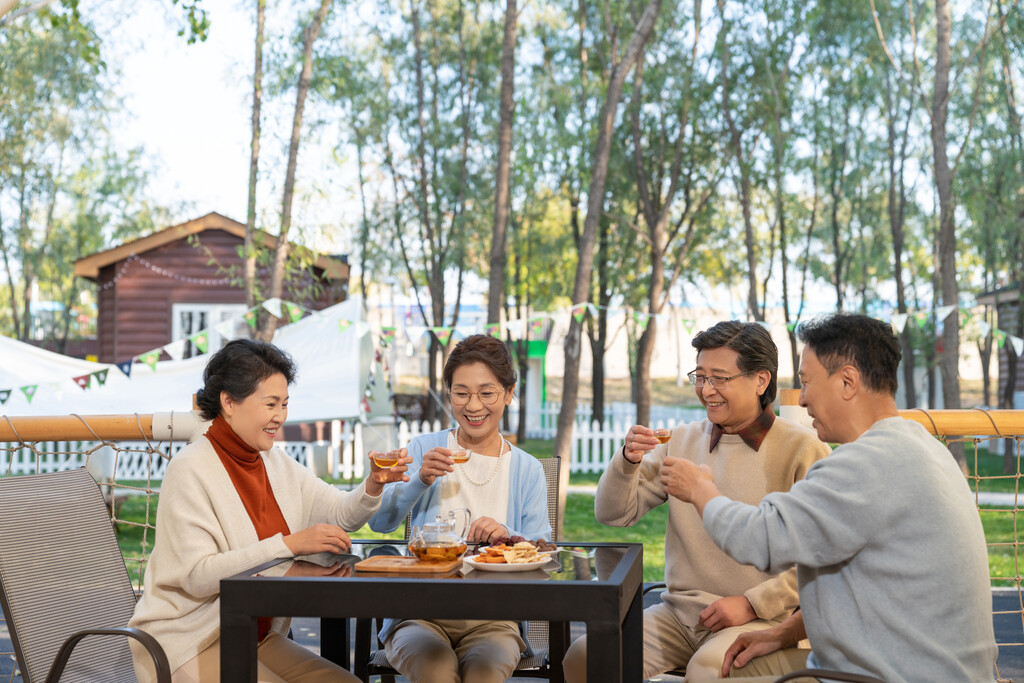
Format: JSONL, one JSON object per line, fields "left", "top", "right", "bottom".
{"left": 622, "top": 580, "right": 643, "bottom": 680}
{"left": 321, "top": 617, "right": 350, "bottom": 670}
{"left": 220, "top": 612, "right": 258, "bottom": 682}
{"left": 587, "top": 621, "right": 623, "bottom": 683}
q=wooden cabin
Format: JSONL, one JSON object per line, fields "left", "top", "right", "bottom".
{"left": 74, "top": 212, "right": 349, "bottom": 364}
{"left": 977, "top": 285, "right": 1024, "bottom": 409}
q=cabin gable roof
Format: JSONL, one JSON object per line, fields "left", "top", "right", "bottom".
{"left": 73, "top": 212, "right": 348, "bottom": 281}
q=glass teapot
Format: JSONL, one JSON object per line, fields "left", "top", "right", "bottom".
{"left": 408, "top": 509, "right": 471, "bottom": 562}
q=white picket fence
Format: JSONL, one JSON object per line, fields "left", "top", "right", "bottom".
{"left": 507, "top": 401, "right": 706, "bottom": 440}
{"left": 0, "top": 403, "right": 707, "bottom": 479}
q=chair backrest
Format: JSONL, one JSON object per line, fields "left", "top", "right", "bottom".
{"left": 0, "top": 468, "right": 139, "bottom": 682}
{"left": 541, "top": 456, "right": 561, "bottom": 542}
{"left": 400, "top": 455, "right": 563, "bottom": 542}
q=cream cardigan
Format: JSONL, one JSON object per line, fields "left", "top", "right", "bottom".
{"left": 128, "top": 435, "right": 381, "bottom": 674}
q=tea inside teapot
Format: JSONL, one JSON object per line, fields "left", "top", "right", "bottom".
{"left": 408, "top": 510, "right": 470, "bottom": 562}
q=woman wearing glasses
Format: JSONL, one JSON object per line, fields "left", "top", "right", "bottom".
{"left": 369, "top": 333, "right": 551, "bottom": 683}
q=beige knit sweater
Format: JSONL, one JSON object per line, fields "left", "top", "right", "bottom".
{"left": 595, "top": 417, "right": 829, "bottom": 627}
{"left": 128, "top": 435, "right": 381, "bottom": 676}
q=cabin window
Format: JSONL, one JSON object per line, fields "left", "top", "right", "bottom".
{"left": 171, "top": 304, "right": 248, "bottom": 358}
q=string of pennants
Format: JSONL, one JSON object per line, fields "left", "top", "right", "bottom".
{"left": 2, "top": 297, "right": 1021, "bottom": 408}
{"left": 0, "top": 297, "right": 318, "bottom": 406}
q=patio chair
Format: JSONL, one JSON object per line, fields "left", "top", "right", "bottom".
{"left": 0, "top": 468, "right": 170, "bottom": 682}
{"left": 353, "top": 455, "right": 568, "bottom": 682}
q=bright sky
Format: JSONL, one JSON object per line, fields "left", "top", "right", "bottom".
{"left": 100, "top": 0, "right": 255, "bottom": 221}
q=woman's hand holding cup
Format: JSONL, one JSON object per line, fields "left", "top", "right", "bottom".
{"left": 419, "top": 447, "right": 455, "bottom": 486}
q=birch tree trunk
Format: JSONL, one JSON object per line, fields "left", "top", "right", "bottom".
{"left": 244, "top": 0, "right": 266, "bottom": 322}
{"left": 552, "top": 0, "right": 663, "bottom": 538}
{"left": 487, "top": 0, "right": 518, "bottom": 326}
{"left": 259, "top": 0, "right": 332, "bottom": 341}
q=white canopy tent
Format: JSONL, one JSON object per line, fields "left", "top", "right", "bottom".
{"left": 0, "top": 298, "right": 371, "bottom": 423}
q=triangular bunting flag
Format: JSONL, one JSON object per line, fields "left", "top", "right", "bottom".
{"left": 431, "top": 327, "right": 453, "bottom": 346}
{"left": 0, "top": 389, "right": 10, "bottom": 405}
{"left": 485, "top": 323, "right": 501, "bottom": 338}
{"left": 73, "top": 374, "right": 92, "bottom": 390}
{"left": 633, "top": 311, "right": 650, "bottom": 331}
{"left": 587, "top": 303, "right": 599, "bottom": 318}
{"left": 262, "top": 297, "right": 283, "bottom": 318}
{"left": 682, "top": 318, "right": 696, "bottom": 334}
{"left": 116, "top": 360, "right": 133, "bottom": 378}
{"left": 891, "top": 313, "right": 908, "bottom": 334}
{"left": 994, "top": 330, "right": 1007, "bottom": 349}
{"left": 21, "top": 385, "right": 37, "bottom": 403}
{"left": 243, "top": 309, "right": 258, "bottom": 330}
{"left": 786, "top": 321, "right": 798, "bottom": 333}
{"left": 163, "top": 339, "right": 187, "bottom": 361}
{"left": 915, "top": 312, "right": 930, "bottom": 329}
{"left": 381, "top": 326, "right": 396, "bottom": 346}
{"left": 406, "top": 326, "right": 429, "bottom": 342}
{"left": 978, "top": 320, "right": 991, "bottom": 339}
{"left": 338, "top": 319, "right": 353, "bottom": 333}
{"left": 215, "top": 319, "right": 236, "bottom": 338}
{"left": 572, "top": 305, "right": 587, "bottom": 324}
{"left": 284, "top": 302, "right": 305, "bottom": 323}
{"left": 190, "top": 332, "right": 209, "bottom": 354}
{"left": 93, "top": 369, "right": 109, "bottom": 386}
{"left": 935, "top": 305, "right": 956, "bottom": 322}
{"left": 138, "top": 350, "right": 161, "bottom": 371}
{"left": 1011, "top": 335, "right": 1024, "bottom": 357}
{"left": 506, "top": 320, "right": 524, "bottom": 339}
{"left": 528, "top": 317, "right": 545, "bottom": 334}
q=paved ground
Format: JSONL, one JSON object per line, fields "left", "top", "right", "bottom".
{"left": 3, "top": 589, "right": 1022, "bottom": 681}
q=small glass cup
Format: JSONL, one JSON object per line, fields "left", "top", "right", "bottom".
{"left": 653, "top": 428, "right": 672, "bottom": 445}
{"left": 451, "top": 446, "right": 472, "bottom": 464}
{"left": 370, "top": 450, "right": 401, "bottom": 468}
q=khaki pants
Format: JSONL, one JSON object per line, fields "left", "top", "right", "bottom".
{"left": 135, "top": 632, "right": 359, "bottom": 683}
{"left": 563, "top": 602, "right": 809, "bottom": 683}
{"left": 383, "top": 618, "right": 526, "bottom": 683}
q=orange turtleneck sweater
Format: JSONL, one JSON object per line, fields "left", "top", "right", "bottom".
{"left": 206, "top": 415, "right": 290, "bottom": 642}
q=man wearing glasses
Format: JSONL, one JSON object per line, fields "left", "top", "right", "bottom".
{"left": 664, "top": 314, "right": 997, "bottom": 682}
{"left": 563, "top": 321, "right": 830, "bottom": 682}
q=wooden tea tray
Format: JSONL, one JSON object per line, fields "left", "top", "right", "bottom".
{"left": 354, "top": 555, "right": 463, "bottom": 574}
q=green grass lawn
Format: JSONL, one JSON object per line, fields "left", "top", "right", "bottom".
{"left": 112, "top": 439, "right": 1023, "bottom": 587}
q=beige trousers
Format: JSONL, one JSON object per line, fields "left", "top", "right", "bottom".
{"left": 383, "top": 618, "right": 526, "bottom": 683}
{"left": 563, "top": 602, "right": 808, "bottom": 683}
{"left": 135, "top": 632, "right": 359, "bottom": 683}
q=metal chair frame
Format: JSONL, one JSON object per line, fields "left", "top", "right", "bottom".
{"left": 0, "top": 468, "right": 170, "bottom": 682}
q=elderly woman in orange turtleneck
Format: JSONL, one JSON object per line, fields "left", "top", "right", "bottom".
{"left": 129, "top": 339, "right": 410, "bottom": 683}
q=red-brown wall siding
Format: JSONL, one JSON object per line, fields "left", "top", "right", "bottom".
{"left": 94, "top": 229, "right": 346, "bottom": 363}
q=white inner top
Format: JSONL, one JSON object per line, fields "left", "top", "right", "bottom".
{"left": 440, "top": 428, "right": 511, "bottom": 530}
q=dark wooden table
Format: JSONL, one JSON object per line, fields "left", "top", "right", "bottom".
{"left": 220, "top": 540, "right": 643, "bottom": 682}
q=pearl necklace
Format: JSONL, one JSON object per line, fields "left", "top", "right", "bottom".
{"left": 454, "top": 426, "right": 508, "bottom": 487}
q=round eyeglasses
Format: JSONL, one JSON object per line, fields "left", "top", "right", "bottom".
{"left": 686, "top": 370, "right": 755, "bottom": 388}
{"left": 449, "top": 389, "right": 504, "bottom": 406}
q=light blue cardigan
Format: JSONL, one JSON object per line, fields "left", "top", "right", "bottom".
{"left": 368, "top": 429, "right": 551, "bottom": 644}
{"left": 368, "top": 429, "right": 551, "bottom": 540}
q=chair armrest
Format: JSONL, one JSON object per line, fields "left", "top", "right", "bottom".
{"left": 46, "top": 626, "right": 171, "bottom": 683}
{"left": 773, "top": 670, "right": 884, "bottom": 683}
{"left": 642, "top": 582, "right": 667, "bottom": 596}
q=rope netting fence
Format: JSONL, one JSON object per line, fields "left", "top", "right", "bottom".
{"left": 0, "top": 409, "right": 1023, "bottom": 681}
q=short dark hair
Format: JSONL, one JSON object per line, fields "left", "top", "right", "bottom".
{"left": 195, "top": 339, "right": 297, "bottom": 420}
{"left": 691, "top": 321, "right": 778, "bottom": 409}
{"left": 443, "top": 334, "right": 517, "bottom": 391}
{"left": 797, "top": 313, "right": 900, "bottom": 396}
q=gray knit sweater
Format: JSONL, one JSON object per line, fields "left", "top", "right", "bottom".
{"left": 704, "top": 416, "right": 997, "bottom": 683}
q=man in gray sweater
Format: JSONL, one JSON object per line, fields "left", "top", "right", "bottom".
{"left": 666, "top": 313, "right": 997, "bottom": 682}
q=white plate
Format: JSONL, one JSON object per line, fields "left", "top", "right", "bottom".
{"left": 464, "top": 555, "right": 553, "bottom": 572}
